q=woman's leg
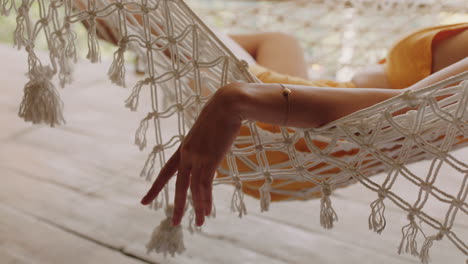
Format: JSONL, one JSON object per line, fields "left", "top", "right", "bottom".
{"left": 351, "top": 64, "right": 392, "bottom": 89}
{"left": 229, "top": 32, "right": 309, "bottom": 79}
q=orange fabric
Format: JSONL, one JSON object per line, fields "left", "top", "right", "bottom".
{"left": 248, "top": 64, "right": 356, "bottom": 88}
{"left": 383, "top": 23, "right": 468, "bottom": 89}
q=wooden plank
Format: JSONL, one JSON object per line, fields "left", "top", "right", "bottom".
{"left": 0, "top": 136, "right": 427, "bottom": 264}
{"left": 0, "top": 165, "right": 288, "bottom": 264}
{"left": 95, "top": 171, "right": 418, "bottom": 264}
{"left": 0, "top": 141, "right": 453, "bottom": 264}
{"left": 240, "top": 191, "right": 467, "bottom": 263}
{"left": 0, "top": 165, "right": 418, "bottom": 264}
{"left": 0, "top": 204, "right": 145, "bottom": 264}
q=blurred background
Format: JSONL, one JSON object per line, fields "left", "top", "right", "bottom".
{"left": 0, "top": 1, "right": 467, "bottom": 264}
{"left": 1, "top": 0, "right": 467, "bottom": 80}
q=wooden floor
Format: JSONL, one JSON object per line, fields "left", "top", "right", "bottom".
{"left": 1, "top": 44, "right": 466, "bottom": 264}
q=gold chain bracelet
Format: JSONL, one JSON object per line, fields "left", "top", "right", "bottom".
{"left": 279, "top": 83, "right": 291, "bottom": 127}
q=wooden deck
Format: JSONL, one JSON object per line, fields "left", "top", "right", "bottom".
{"left": 1, "top": 44, "right": 466, "bottom": 264}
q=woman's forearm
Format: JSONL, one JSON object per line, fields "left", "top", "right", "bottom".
{"left": 229, "top": 33, "right": 309, "bottom": 79}
{"left": 228, "top": 83, "right": 401, "bottom": 129}
{"left": 227, "top": 58, "right": 467, "bottom": 129}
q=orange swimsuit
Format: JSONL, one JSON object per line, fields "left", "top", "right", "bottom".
{"left": 384, "top": 23, "right": 468, "bottom": 89}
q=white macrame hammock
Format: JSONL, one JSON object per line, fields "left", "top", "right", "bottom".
{"left": 2, "top": 0, "right": 467, "bottom": 263}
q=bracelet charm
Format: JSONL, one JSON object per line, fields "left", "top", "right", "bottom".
{"left": 279, "top": 83, "right": 291, "bottom": 126}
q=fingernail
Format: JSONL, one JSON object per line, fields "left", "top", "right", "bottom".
{"left": 140, "top": 196, "right": 148, "bottom": 205}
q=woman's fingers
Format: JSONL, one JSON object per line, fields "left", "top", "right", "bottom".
{"left": 172, "top": 167, "right": 191, "bottom": 226}
{"left": 139, "top": 141, "right": 218, "bottom": 227}
{"left": 190, "top": 166, "right": 206, "bottom": 226}
{"left": 140, "top": 148, "right": 181, "bottom": 205}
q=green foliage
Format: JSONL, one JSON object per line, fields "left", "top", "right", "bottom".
{"left": 0, "top": 8, "right": 117, "bottom": 59}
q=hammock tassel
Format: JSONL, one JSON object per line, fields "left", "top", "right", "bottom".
{"left": 231, "top": 182, "right": 247, "bottom": 218}
{"left": 50, "top": 31, "right": 74, "bottom": 88}
{"left": 13, "top": 2, "right": 29, "bottom": 49}
{"left": 19, "top": 65, "right": 65, "bottom": 127}
{"left": 150, "top": 193, "right": 164, "bottom": 211}
{"left": 320, "top": 184, "right": 338, "bottom": 229}
{"left": 420, "top": 232, "right": 443, "bottom": 264}
{"left": 108, "top": 37, "right": 128, "bottom": 87}
{"left": 209, "top": 201, "right": 216, "bottom": 219}
{"left": 125, "top": 78, "right": 149, "bottom": 111}
{"left": 86, "top": 17, "right": 100, "bottom": 63}
{"left": 135, "top": 113, "right": 153, "bottom": 150}
{"left": 64, "top": 22, "right": 77, "bottom": 64}
{"left": 188, "top": 207, "right": 195, "bottom": 234}
{"left": 187, "top": 207, "right": 202, "bottom": 234}
{"left": 398, "top": 213, "right": 420, "bottom": 257}
{"left": 259, "top": 176, "right": 272, "bottom": 212}
{"left": 146, "top": 205, "right": 186, "bottom": 257}
{"left": 186, "top": 194, "right": 201, "bottom": 234}
{"left": 140, "top": 146, "right": 159, "bottom": 181}
{"left": 57, "top": 55, "right": 74, "bottom": 88}
{"left": 368, "top": 192, "right": 387, "bottom": 234}
{"left": 1, "top": 0, "right": 12, "bottom": 16}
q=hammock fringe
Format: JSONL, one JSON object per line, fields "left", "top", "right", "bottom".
{"left": 19, "top": 65, "right": 65, "bottom": 127}
{"left": 1, "top": 0, "right": 13, "bottom": 16}
{"left": 150, "top": 194, "right": 164, "bottom": 211}
{"left": 125, "top": 78, "right": 148, "bottom": 111}
{"left": 420, "top": 233, "right": 443, "bottom": 264}
{"left": 146, "top": 205, "right": 185, "bottom": 257}
{"left": 135, "top": 113, "right": 153, "bottom": 151}
{"left": 231, "top": 182, "right": 247, "bottom": 218}
{"left": 259, "top": 177, "right": 272, "bottom": 212}
{"left": 50, "top": 31, "right": 75, "bottom": 88}
{"left": 140, "top": 147, "right": 158, "bottom": 181}
{"left": 108, "top": 37, "right": 128, "bottom": 87}
{"left": 187, "top": 194, "right": 201, "bottom": 234}
{"left": 398, "top": 213, "right": 421, "bottom": 257}
{"left": 13, "top": 1, "right": 29, "bottom": 50}
{"left": 320, "top": 184, "right": 338, "bottom": 229}
{"left": 86, "top": 17, "right": 101, "bottom": 63}
{"left": 368, "top": 194, "right": 387, "bottom": 234}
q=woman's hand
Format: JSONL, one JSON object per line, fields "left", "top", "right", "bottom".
{"left": 140, "top": 83, "right": 246, "bottom": 227}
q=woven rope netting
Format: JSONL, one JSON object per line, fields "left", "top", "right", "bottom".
{"left": 1, "top": 0, "right": 467, "bottom": 262}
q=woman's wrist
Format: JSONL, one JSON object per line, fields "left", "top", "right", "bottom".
{"left": 213, "top": 82, "right": 250, "bottom": 124}
{"left": 219, "top": 82, "right": 299, "bottom": 127}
